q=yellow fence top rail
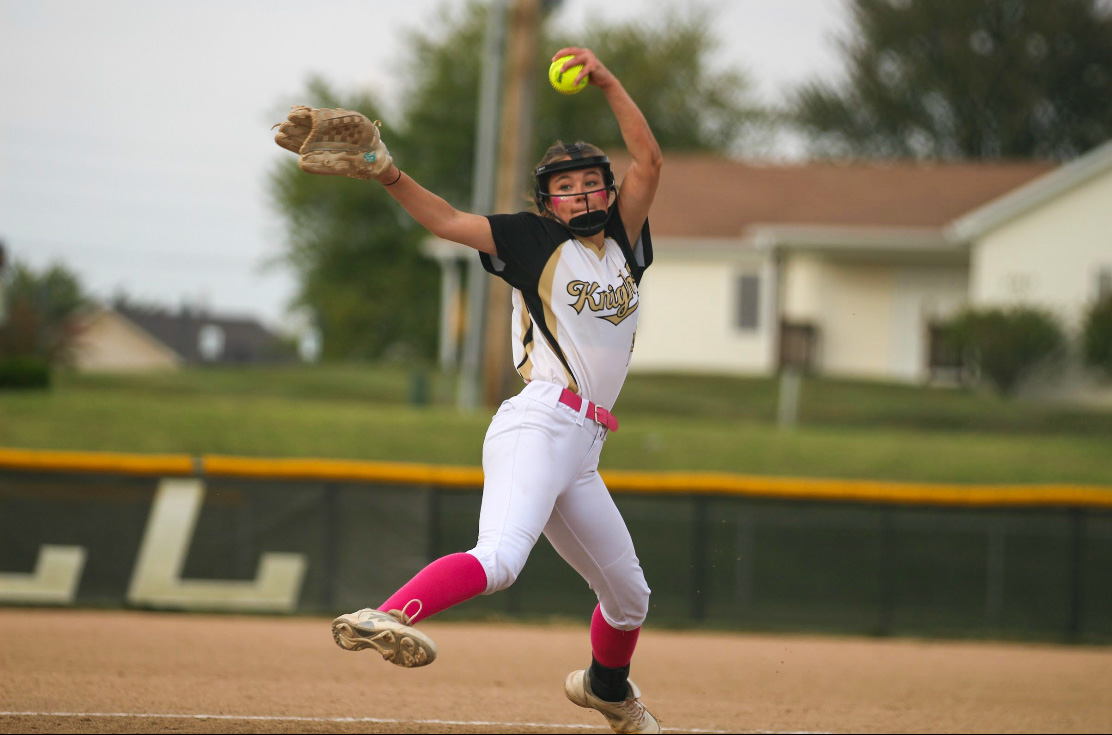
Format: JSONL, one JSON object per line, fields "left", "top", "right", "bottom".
{"left": 2, "top": 446, "right": 1111, "bottom": 509}
{"left": 0, "top": 447, "right": 195, "bottom": 476}
{"left": 203, "top": 454, "right": 484, "bottom": 488}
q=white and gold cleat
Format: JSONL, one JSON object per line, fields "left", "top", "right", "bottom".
{"left": 331, "top": 606, "right": 437, "bottom": 668}
{"left": 564, "top": 669, "right": 661, "bottom": 734}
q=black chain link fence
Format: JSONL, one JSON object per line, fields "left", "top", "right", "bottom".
{"left": 2, "top": 470, "right": 1109, "bottom": 642}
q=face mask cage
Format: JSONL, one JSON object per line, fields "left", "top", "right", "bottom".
{"left": 533, "top": 146, "right": 616, "bottom": 236}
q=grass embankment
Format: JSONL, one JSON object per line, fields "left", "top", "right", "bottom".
{"left": 1, "top": 364, "right": 1110, "bottom": 485}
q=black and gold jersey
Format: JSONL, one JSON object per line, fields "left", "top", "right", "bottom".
{"left": 480, "top": 204, "right": 652, "bottom": 410}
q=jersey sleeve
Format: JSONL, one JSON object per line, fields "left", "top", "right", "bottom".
{"left": 480, "top": 212, "right": 565, "bottom": 289}
{"left": 605, "top": 203, "right": 654, "bottom": 285}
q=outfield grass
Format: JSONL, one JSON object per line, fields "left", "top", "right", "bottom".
{"left": 1, "top": 363, "right": 1110, "bottom": 485}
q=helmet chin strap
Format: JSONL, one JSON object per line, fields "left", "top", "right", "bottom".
{"left": 553, "top": 190, "right": 611, "bottom": 237}
{"left": 567, "top": 209, "right": 609, "bottom": 237}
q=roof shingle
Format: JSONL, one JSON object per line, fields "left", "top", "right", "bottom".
{"left": 607, "top": 154, "right": 1056, "bottom": 238}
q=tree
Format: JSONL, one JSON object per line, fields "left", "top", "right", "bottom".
{"left": 539, "top": 5, "right": 769, "bottom": 160}
{"left": 269, "top": 79, "right": 441, "bottom": 361}
{"left": 789, "top": 0, "right": 1112, "bottom": 160}
{"left": 943, "top": 306, "right": 1065, "bottom": 396}
{"left": 268, "top": 1, "right": 767, "bottom": 360}
{"left": 397, "top": 2, "right": 768, "bottom": 187}
{"left": 0, "top": 260, "right": 87, "bottom": 364}
{"left": 1081, "top": 292, "right": 1112, "bottom": 379}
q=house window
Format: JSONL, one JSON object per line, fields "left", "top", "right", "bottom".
{"left": 198, "top": 324, "right": 225, "bottom": 361}
{"left": 735, "top": 274, "right": 761, "bottom": 330}
{"left": 1098, "top": 266, "right": 1112, "bottom": 300}
{"left": 1006, "top": 272, "right": 1033, "bottom": 297}
{"left": 927, "top": 322, "right": 963, "bottom": 383}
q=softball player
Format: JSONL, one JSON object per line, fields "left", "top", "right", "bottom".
{"left": 330, "top": 47, "right": 662, "bottom": 734}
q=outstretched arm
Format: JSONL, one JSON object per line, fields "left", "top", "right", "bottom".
{"left": 371, "top": 165, "right": 496, "bottom": 256}
{"left": 273, "top": 106, "right": 495, "bottom": 255}
{"left": 552, "top": 48, "right": 663, "bottom": 245}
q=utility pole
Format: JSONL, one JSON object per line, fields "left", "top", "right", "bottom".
{"left": 457, "top": 0, "right": 508, "bottom": 410}
{"left": 482, "top": 0, "right": 542, "bottom": 407}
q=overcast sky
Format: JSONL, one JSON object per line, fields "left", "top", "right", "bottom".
{"left": 0, "top": 0, "right": 850, "bottom": 330}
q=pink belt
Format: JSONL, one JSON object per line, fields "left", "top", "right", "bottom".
{"left": 558, "top": 388, "right": 619, "bottom": 433}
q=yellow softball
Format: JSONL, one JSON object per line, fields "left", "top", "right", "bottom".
{"left": 549, "top": 55, "right": 588, "bottom": 94}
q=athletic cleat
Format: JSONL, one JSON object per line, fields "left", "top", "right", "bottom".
{"left": 331, "top": 606, "right": 437, "bottom": 668}
{"left": 564, "top": 669, "right": 661, "bottom": 734}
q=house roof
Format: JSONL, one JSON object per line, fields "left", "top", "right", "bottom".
{"left": 949, "top": 138, "right": 1112, "bottom": 241}
{"left": 606, "top": 153, "right": 1056, "bottom": 238}
{"left": 113, "top": 304, "right": 285, "bottom": 364}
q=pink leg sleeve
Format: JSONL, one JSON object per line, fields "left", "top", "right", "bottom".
{"left": 590, "top": 604, "right": 641, "bottom": 668}
{"left": 378, "top": 552, "right": 488, "bottom": 624}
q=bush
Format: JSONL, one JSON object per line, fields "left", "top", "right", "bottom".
{"left": 1082, "top": 293, "right": 1112, "bottom": 379}
{"left": 942, "top": 306, "right": 1065, "bottom": 396}
{"left": 0, "top": 357, "right": 52, "bottom": 389}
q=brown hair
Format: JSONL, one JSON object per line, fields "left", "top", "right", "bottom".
{"left": 531, "top": 140, "right": 608, "bottom": 217}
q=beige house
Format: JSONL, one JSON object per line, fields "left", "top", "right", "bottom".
{"left": 73, "top": 308, "right": 182, "bottom": 372}
{"left": 424, "top": 143, "right": 1112, "bottom": 400}
{"left": 952, "top": 140, "right": 1112, "bottom": 401}
{"left": 618, "top": 153, "right": 1054, "bottom": 382}
{"left": 954, "top": 141, "right": 1112, "bottom": 327}
{"left": 72, "top": 304, "right": 286, "bottom": 372}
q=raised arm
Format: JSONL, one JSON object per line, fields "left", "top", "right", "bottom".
{"left": 551, "top": 48, "right": 663, "bottom": 245}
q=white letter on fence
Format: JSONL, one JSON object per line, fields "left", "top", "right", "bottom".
{"left": 0, "top": 545, "right": 87, "bottom": 604}
{"left": 127, "top": 478, "right": 307, "bottom": 612}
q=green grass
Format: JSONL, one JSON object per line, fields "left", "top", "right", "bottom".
{"left": 1, "top": 363, "right": 1111, "bottom": 485}
{"left": 619, "top": 372, "right": 1112, "bottom": 434}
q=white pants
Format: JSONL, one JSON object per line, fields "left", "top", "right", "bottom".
{"left": 467, "top": 380, "right": 650, "bottom": 631}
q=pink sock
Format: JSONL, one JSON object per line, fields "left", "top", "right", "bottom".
{"left": 378, "top": 552, "right": 488, "bottom": 624}
{"left": 590, "top": 604, "right": 640, "bottom": 667}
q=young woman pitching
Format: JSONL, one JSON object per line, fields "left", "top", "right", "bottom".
{"left": 275, "top": 46, "right": 663, "bottom": 734}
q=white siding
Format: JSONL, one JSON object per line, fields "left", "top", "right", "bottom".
{"left": 891, "top": 267, "right": 970, "bottom": 381}
{"left": 782, "top": 259, "right": 967, "bottom": 382}
{"left": 971, "top": 166, "right": 1112, "bottom": 330}
{"left": 781, "top": 255, "right": 825, "bottom": 317}
{"left": 816, "top": 263, "right": 894, "bottom": 379}
{"left": 631, "top": 258, "right": 773, "bottom": 374}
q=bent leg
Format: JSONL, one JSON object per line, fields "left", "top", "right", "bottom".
{"left": 547, "top": 466, "right": 652, "bottom": 704}
{"left": 469, "top": 396, "right": 592, "bottom": 593}
{"left": 544, "top": 467, "right": 651, "bottom": 632}
{"left": 377, "top": 552, "right": 488, "bottom": 624}
{"left": 591, "top": 603, "right": 640, "bottom": 667}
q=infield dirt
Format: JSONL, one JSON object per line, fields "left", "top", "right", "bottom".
{"left": 1, "top": 608, "right": 1110, "bottom": 733}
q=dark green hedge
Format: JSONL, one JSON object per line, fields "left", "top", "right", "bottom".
{"left": 0, "top": 357, "right": 51, "bottom": 389}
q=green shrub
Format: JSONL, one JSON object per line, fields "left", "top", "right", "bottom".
{"left": 1082, "top": 293, "right": 1112, "bottom": 379}
{"left": 942, "top": 307, "right": 1065, "bottom": 396}
{"left": 0, "top": 357, "right": 52, "bottom": 389}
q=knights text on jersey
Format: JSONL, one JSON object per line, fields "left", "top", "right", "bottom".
{"left": 480, "top": 204, "right": 653, "bottom": 411}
